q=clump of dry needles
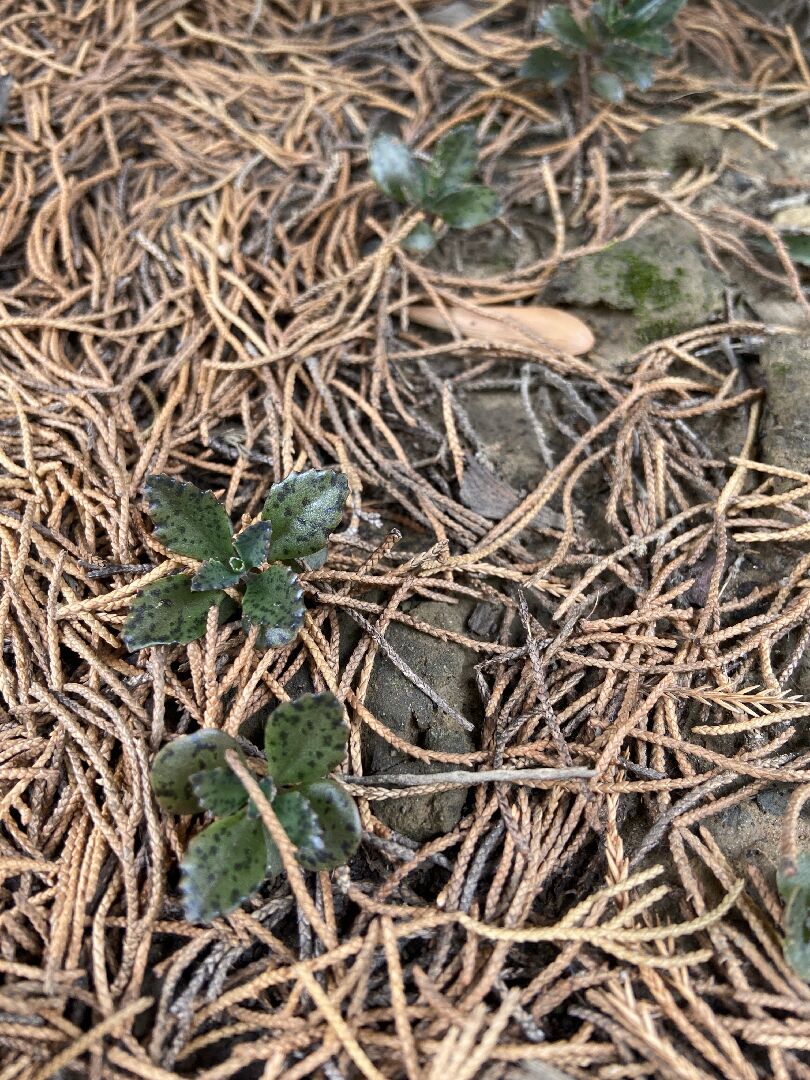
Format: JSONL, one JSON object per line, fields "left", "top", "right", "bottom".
{"left": 3, "top": 2, "right": 810, "bottom": 1078}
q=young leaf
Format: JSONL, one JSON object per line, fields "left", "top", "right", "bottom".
{"left": 428, "top": 124, "right": 478, "bottom": 201}
{"left": 298, "top": 547, "right": 329, "bottom": 572}
{"left": 191, "top": 559, "right": 243, "bottom": 592}
{"left": 181, "top": 810, "right": 268, "bottom": 922}
{"left": 402, "top": 221, "right": 438, "bottom": 254}
{"left": 591, "top": 71, "right": 625, "bottom": 102}
{"left": 242, "top": 564, "right": 305, "bottom": 649}
{"left": 602, "top": 46, "right": 654, "bottom": 90}
{"left": 261, "top": 470, "right": 349, "bottom": 561}
{"left": 434, "top": 185, "right": 501, "bottom": 230}
{"left": 190, "top": 766, "right": 250, "bottom": 817}
{"left": 520, "top": 45, "right": 575, "bottom": 86}
{"left": 264, "top": 692, "right": 347, "bottom": 787}
{"left": 620, "top": 0, "right": 685, "bottom": 30}
{"left": 786, "top": 234, "right": 810, "bottom": 267}
{"left": 293, "top": 779, "right": 361, "bottom": 869}
{"left": 538, "top": 4, "right": 588, "bottom": 49}
{"left": 613, "top": 25, "right": 672, "bottom": 53}
{"left": 273, "top": 789, "right": 327, "bottom": 868}
{"left": 142, "top": 475, "right": 234, "bottom": 561}
{"left": 151, "top": 729, "right": 245, "bottom": 814}
{"left": 233, "top": 521, "right": 273, "bottom": 569}
{"left": 779, "top": 854, "right": 810, "bottom": 981}
{"left": 368, "top": 134, "right": 427, "bottom": 206}
{"left": 122, "top": 574, "right": 226, "bottom": 651}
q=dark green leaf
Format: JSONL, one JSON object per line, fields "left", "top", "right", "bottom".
{"left": 293, "top": 780, "right": 361, "bottom": 869}
{"left": 402, "top": 221, "right": 438, "bottom": 254}
{"left": 538, "top": 4, "right": 588, "bottom": 48}
{"left": 233, "top": 521, "right": 273, "bottom": 569}
{"left": 433, "top": 185, "right": 501, "bottom": 230}
{"left": 122, "top": 574, "right": 226, "bottom": 651}
{"left": 151, "top": 729, "right": 244, "bottom": 814}
{"left": 181, "top": 810, "right": 268, "bottom": 922}
{"left": 779, "top": 854, "right": 810, "bottom": 980}
{"left": 190, "top": 766, "right": 249, "bottom": 817}
{"left": 273, "top": 789, "right": 326, "bottom": 867}
{"left": 428, "top": 125, "right": 478, "bottom": 201}
{"left": 242, "top": 564, "right": 305, "bottom": 649}
{"left": 601, "top": 47, "right": 654, "bottom": 90}
{"left": 620, "top": 0, "right": 685, "bottom": 30}
{"left": 261, "top": 470, "right": 349, "bottom": 561}
{"left": 191, "top": 559, "right": 243, "bottom": 592}
{"left": 786, "top": 234, "right": 810, "bottom": 267}
{"left": 613, "top": 25, "right": 671, "bottom": 53}
{"left": 591, "top": 70, "right": 626, "bottom": 102}
{"left": 143, "top": 475, "right": 234, "bottom": 561}
{"left": 368, "top": 134, "right": 427, "bottom": 206}
{"left": 520, "top": 45, "right": 575, "bottom": 86}
{"left": 264, "top": 692, "right": 347, "bottom": 786}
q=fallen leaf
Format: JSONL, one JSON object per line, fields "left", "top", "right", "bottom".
{"left": 408, "top": 303, "right": 594, "bottom": 355}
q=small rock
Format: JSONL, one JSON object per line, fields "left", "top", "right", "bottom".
{"left": 467, "top": 601, "right": 501, "bottom": 640}
{"left": 631, "top": 123, "right": 723, "bottom": 174}
{"left": 550, "top": 220, "right": 724, "bottom": 345}
{"left": 759, "top": 334, "right": 810, "bottom": 484}
{"left": 755, "top": 786, "right": 791, "bottom": 816}
{"left": 362, "top": 599, "right": 481, "bottom": 841}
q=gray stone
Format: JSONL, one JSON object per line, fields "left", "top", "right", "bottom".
{"left": 759, "top": 334, "right": 810, "bottom": 484}
{"left": 550, "top": 220, "right": 724, "bottom": 347}
{"left": 631, "top": 123, "right": 723, "bottom": 174}
{"left": 362, "top": 599, "right": 481, "bottom": 841}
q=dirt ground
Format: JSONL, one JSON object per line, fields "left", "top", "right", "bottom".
{"left": 5, "top": 2, "right": 810, "bottom": 1078}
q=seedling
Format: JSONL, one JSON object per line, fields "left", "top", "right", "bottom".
{"left": 778, "top": 854, "right": 810, "bottom": 980}
{"left": 520, "top": 0, "right": 686, "bottom": 104}
{"left": 150, "top": 693, "right": 360, "bottom": 922}
{"left": 122, "top": 469, "right": 348, "bottom": 652}
{"left": 368, "top": 124, "right": 501, "bottom": 253}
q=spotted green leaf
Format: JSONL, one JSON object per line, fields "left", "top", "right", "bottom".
{"left": 190, "top": 766, "right": 249, "bottom": 817}
{"left": 181, "top": 810, "right": 268, "bottom": 922}
{"left": 246, "top": 776, "right": 278, "bottom": 819}
{"left": 122, "top": 574, "right": 226, "bottom": 651}
{"left": 151, "top": 729, "right": 245, "bottom": 814}
{"left": 234, "top": 521, "right": 273, "bottom": 569}
{"left": 261, "top": 470, "right": 348, "bottom": 561}
{"left": 369, "top": 133, "right": 427, "bottom": 206}
{"left": 433, "top": 185, "right": 500, "bottom": 230}
{"left": 143, "top": 475, "right": 234, "bottom": 561}
{"left": 428, "top": 124, "right": 478, "bottom": 202}
{"left": 293, "top": 780, "right": 361, "bottom": 869}
{"left": 242, "top": 564, "right": 305, "bottom": 649}
{"left": 264, "top": 692, "right": 347, "bottom": 786}
{"left": 191, "top": 558, "right": 243, "bottom": 592}
{"left": 273, "top": 789, "right": 326, "bottom": 868}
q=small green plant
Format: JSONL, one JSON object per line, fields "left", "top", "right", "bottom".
{"left": 150, "top": 693, "right": 360, "bottom": 921}
{"left": 368, "top": 124, "right": 501, "bottom": 253}
{"left": 779, "top": 854, "right": 810, "bottom": 980}
{"left": 122, "top": 469, "right": 348, "bottom": 652}
{"left": 520, "top": 0, "right": 686, "bottom": 104}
